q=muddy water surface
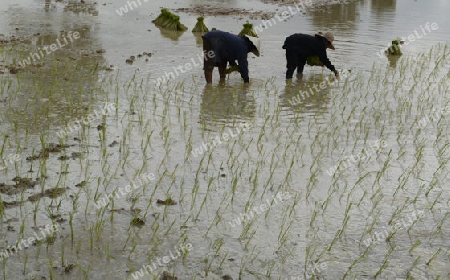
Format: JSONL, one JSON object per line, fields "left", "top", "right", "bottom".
{"left": 0, "top": 0, "right": 450, "bottom": 279}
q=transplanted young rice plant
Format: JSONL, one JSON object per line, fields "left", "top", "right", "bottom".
{"left": 385, "top": 38, "right": 403, "bottom": 56}
{"left": 0, "top": 37, "right": 449, "bottom": 279}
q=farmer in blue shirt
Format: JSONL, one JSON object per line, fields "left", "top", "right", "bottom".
{"left": 282, "top": 32, "right": 339, "bottom": 79}
{"left": 202, "top": 30, "right": 260, "bottom": 83}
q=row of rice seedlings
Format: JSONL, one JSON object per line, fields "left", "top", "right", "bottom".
{"left": 2, "top": 41, "right": 450, "bottom": 278}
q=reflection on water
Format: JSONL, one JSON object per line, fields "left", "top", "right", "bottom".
{"left": 0, "top": 0, "right": 450, "bottom": 279}
{"left": 387, "top": 53, "right": 401, "bottom": 67}
{"left": 371, "top": 0, "right": 397, "bottom": 13}
{"left": 193, "top": 32, "right": 205, "bottom": 47}
{"left": 200, "top": 83, "right": 255, "bottom": 131}
{"left": 157, "top": 26, "right": 187, "bottom": 41}
{"left": 310, "top": 1, "right": 362, "bottom": 30}
{"left": 278, "top": 74, "right": 332, "bottom": 117}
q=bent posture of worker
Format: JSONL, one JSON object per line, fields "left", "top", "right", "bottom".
{"left": 202, "top": 30, "right": 260, "bottom": 83}
{"left": 282, "top": 32, "right": 339, "bottom": 79}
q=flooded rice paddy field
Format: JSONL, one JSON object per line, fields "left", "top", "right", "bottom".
{"left": 0, "top": 0, "right": 450, "bottom": 279}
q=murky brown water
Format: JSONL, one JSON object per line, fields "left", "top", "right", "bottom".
{"left": 0, "top": 0, "right": 450, "bottom": 279}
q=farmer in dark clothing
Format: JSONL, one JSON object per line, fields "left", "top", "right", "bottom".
{"left": 282, "top": 32, "right": 339, "bottom": 79}
{"left": 202, "top": 30, "right": 260, "bottom": 83}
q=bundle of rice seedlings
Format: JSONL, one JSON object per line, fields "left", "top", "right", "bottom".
{"left": 385, "top": 38, "right": 403, "bottom": 56}
{"left": 307, "top": 56, "right": 324, "bottom": 67}
{"left": 152, "top": 8, "right": 187, "bottom": 31}
{"left": 192, "top": 16, "right": 209, "bottom": 33}
{"left": 152, "top": 8, "right": 170, "bottom": 26}
{"left": 238, "top": 22, "right": 258, "bottom": 38}
{"left": 225, "top": 65, "right": 240, "bottom": 74}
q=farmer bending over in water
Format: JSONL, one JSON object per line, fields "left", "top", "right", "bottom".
{"left": 282, "top": 32, "right": 339, "bottom": 79}
{"left": 202, "top": 30, "right": 260, "bottom": 83}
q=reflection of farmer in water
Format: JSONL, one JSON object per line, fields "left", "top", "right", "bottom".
{"left": 282, "top": 32, "right": 339, "bottom": 79}
{"left": 200, "top": 84, "right": 255, "bottom": 130}
{"left": 202, "top": 30, "right": 260, "bottom": 83}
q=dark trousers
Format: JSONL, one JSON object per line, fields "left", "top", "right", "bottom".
{"left": 202, "top": 37, "right": 226, "bottom": 83}
{"left": 285, "top": 49, "right": 307, "bottom": 79}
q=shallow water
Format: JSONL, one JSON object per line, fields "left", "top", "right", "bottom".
{"left": 0, "top": 0, "right": 450, "bottom": 279}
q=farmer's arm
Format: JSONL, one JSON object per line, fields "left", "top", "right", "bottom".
{"left": 237, "top": 54, "right": 249, "bottom": 83}
{"left": 317, "top": 48, "right": 336, "bottom": 72}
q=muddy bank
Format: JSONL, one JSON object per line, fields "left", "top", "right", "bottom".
{"left": 0, "top": 0, "right": 450, "bottom": 279}
{"left": 173, "top": 6, "right": 275, "bottom": 20}
{"left": 259, "top": 0, "right": 356, "bottom": 9}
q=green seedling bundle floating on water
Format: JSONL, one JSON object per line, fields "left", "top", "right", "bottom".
{"left": 385, "top": 38, "right": 403, "bottom": 56}
{"left": 192, "top": 16, "right": 209, "bottom": 33}
{"left": 152, "top": 8, "right": 187, "bottom": 31}
{"left": 238, "top": 22, "right": 258, "bottom": 38}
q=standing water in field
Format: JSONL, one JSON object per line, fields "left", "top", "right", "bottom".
{"left": 0, "top": 0, "right": 449, "bottom": 279}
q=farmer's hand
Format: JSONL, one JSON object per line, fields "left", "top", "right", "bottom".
{"left": 333, "top": 70, "right": 339, "bottom": 77}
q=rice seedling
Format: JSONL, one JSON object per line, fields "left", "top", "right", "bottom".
{"left": 192, "top": 17, "right": 209, "bottom": 33}
{"left": 238, "top": 22, "right": 258, "bottom": 37}
{"left": 153, "top": 8, "right": 188, "bottom": 31}
{"left": 306, "top": 56, "right": 323, "bottom": 67}
{"left": 1, "top": 6, "right": 450, "bottom": 278}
